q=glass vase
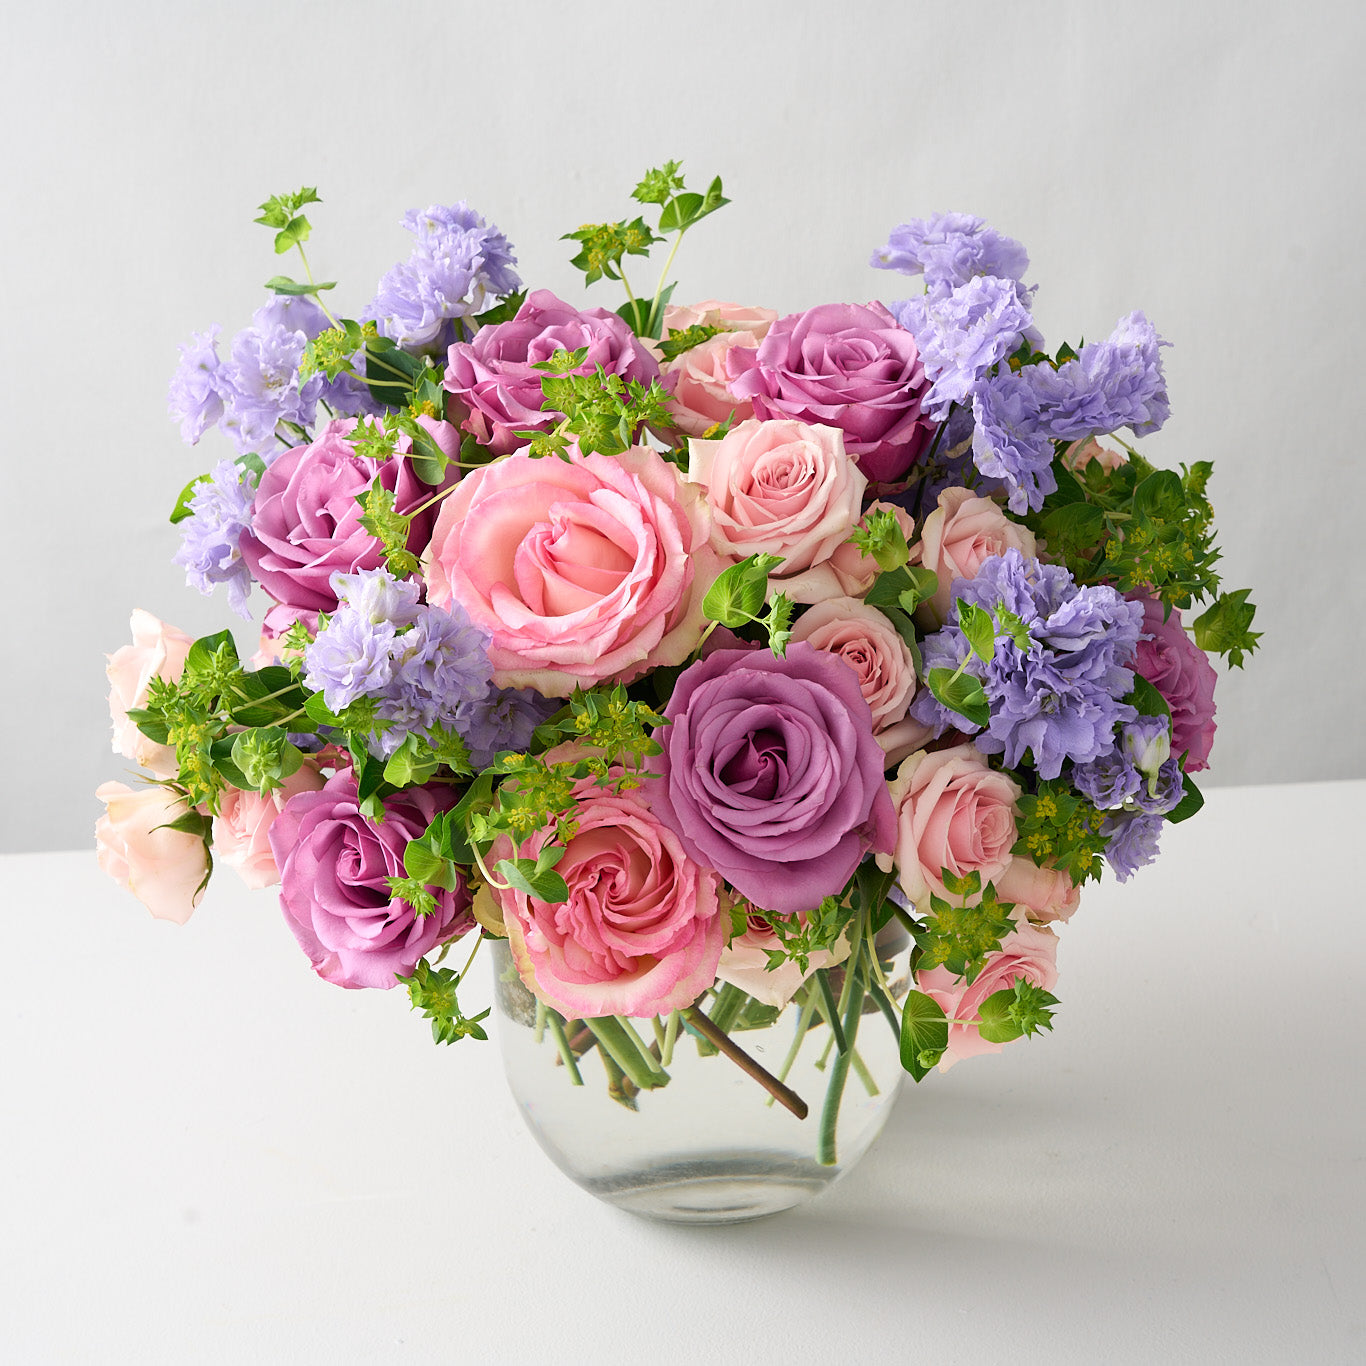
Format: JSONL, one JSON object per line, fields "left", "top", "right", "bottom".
{"left": 492, "top": 932, "right": 911, "bottom": 1224}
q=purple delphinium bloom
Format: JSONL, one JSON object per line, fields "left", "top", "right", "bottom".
{"left": 893, "top": 275, "right": 1038, "bottom": 421}
{"left": 910, "top": 549, "right": 1144, "bottom": 779}
{"left": 330, "top": 568, "right": 422, "bottom": 630}
{"left": 1073, "top": 715, "right": 1185, "bottom": 816}
{"left": 368, "top": 202, "right": 521, "bottom": 352}
{"left": 173, "top": 459, "right": 257, "bottom": 618}
{"left": 871, "top": 212, "right": 1031, "bottom": 300}
{"left": 216, "top": 309, "right": 325, "bottom": 458}
{"left": 252, "top": 294, "right": 379, "bottom": 420}
{"left": 303, "top": 604, "right": 398, "bottom": 715}
{"left": 1071, "top": 748, "right": 1143, "bottom": 811}
{"left": 970, "top": 369, "right": 1058, "bottom": 513}
{"left": 167, "top": 326, "right": 226, "bottom": 444}
{"left": 380, "top": 604, "right": 494, "bottom": 750}
{"left": 458, "top": 686, "right": 559, "bottom": 769}
{"left": 1101, "top": 810, "right": 1165, "bottom": 882}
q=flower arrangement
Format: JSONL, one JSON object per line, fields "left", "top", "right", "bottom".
{"left": 98, "top": 166, "right": 1259, "bottom": 1165}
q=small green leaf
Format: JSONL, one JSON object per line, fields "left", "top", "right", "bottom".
{"left": 956, "top": 600, "right": 996, "bottom": 663}
{"left": 928, "top": 667, "right": 990, "bottom": 728}
{"left": 264, "top": 275, "right": 337, "bottom": 296}
{"left": 496, "top": 857, "right": 570, "bottom": 904}
{"left": 169, "top": 473, "right": 208, "bottom": 525}
{"left": 1166, "top": 772, "right": 1204, "bottom": 824}
{"left": 701, "top": 553, "right": 783, "bottom": 627}
{"left": 900, "top": 991, "right": 948, "bottom": 1082}
{"left": 1127, "top": 673, "right": 1172, "bottom": 720}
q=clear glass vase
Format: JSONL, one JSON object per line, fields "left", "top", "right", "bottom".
{"left": 492, "top": 933, "right": 911, "bottom": 1224}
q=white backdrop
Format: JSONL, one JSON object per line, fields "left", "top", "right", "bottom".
{"left": 3, "top": 0, "right": 1362, "bottom": 854}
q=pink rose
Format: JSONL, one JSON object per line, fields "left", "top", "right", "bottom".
{"left": 664, "top": 331, "right": 765, "bottom": 437}
{"left": 106, "top": 610, "right": 195, "bottom": 778}
{"left": 687, "top": 419, "right": 866, "bottom": 575}
{"left": 886, "top": 743, "right": 1022, "bottom": 912}
{"left": 781, "top": 501, "right": 916, "bottom": 604}
{"left": 211, "top": 763, "right": 327, "bottom": 889}
{"left": 495, "top": 779, "right": 724, "bottom": 1019}
{"left": 1129, "top": 595, "right": 1218, "bottom": 771}
{"left": 916, "top": 921, "right": 1059, "bottom": 1068}
{"left": 789, "top": 596, "right": 931, "bottom": 763}
{"left": 910, "top": 487, "right": 1038, "bottom": 627}
{"left": 1063, "top": 437, "right": 1127, "bottom": 473}
{"left": 423, "top": 443, "right": 727, "bottom": 696}
{"left": 716, "top": 911, "right": 847, "bottom": 1009}
{"left": 995, "top": 855, "right": 1081, "bottom": 924}
{"left": 95, "top": 781, "right": 209, "bottom": 924}
{"left": 663, "top": 300, "right": 778, "bottom": 338}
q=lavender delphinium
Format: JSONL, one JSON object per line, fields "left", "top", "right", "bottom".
{"left": 1100, "top": 810, "right": 1166, "bottom": 881}
{"left": 911, "top": 549, "right": 1144, "bottom": 779}
{"left": 216, "top": 305, "right": 327, "bottom": 458}
{"left": 167, "top": 326, "right": 226, "bottom": 444}
{"left": 871, "top": 212, "right": 1032, "bottom": 300}
{"left": 1073, "top": 715, "right": 1186, "bottom": 817}
{"left": 368, "top": 202, "right": 522, "bottom": 352}
{"left": 173, "top": 459, "right": 258, "bottom": 618}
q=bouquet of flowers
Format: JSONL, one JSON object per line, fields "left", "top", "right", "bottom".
{"left": 97, "top": 165, "right": 1258, "bottom": 1162}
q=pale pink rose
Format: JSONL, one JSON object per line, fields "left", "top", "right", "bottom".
{"left": 916, "top": 921, "right": 1059, "bottom": 1069}
{"left": 95, "top": 781, "right": 209, "bottom": 924}
{"left": 664, "top": 331, "right": 767, "bottom": 437}
{"left": 495, "top": 777, "right": 724, "bottom": 1019}
{"left": 423, "top": 443, "right": 728, "bottom": 696}
{"left": 1063, "top": 437, "right": 1127, "bottom": 474}
{"left": 688, "top": 418, "right": 866, "bottom": 576}
{"left": 909, "top": 487, "right": 1039, "bottom": 627}
{"left": 716, "top": 912, "right": 849, "bottom": 1009}
{"left": 885, "top": 744, "right": 1022, "bottom": 912}
{"left": 995, "top": 855, "right": 1081, "bottom": 924}
{"left": 781, "top": 501, "right": 915, "bottom": 604}
{"left": 106, "top": 610, "right": 195, "bottom": 778}
{"left": 663, "top": 299, "right": 778, "bottom": 339}
{"left": 211, "top": 763, "right": 327, "bottom": 889}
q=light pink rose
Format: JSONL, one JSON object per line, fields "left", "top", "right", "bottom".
{"left": 211, "top": 763, "right": 327, "bottom": 889}
{"left": 495, "top": 778, "right": 724, "bottom": 1018}
{"left": 664, "top": 331, "right": 766, "bottom": 437}
{"left": 916, "top": 921, "right": 1059, "bottom": 1069}
{"left": 781, "top": 501, "right": 916, "bottom": 604}
{"left": 885, "top": 744, "right": 1022, "bottom": 912}
{"left": 688, "top": 418, "right": 866, "bottom": 577}
{"left": 1063, "top": 437, "right": 1127, "bottom": 474}
{"left": 789, "top": 596, "right": 931, "bottom": 764}
{"left": 107, "top": 610, "right": 196, "bottom": 778}
{"left": 423, "top": 443, "right": 728, "bottom": 696}
{"left": 909, "top": 487, "right": 1039, "bottom": 627}
{"left": 95, "top": 781, "right": 209, "bottom": 924}
{"left": 995, "top": 855, "right": 1081, "bottom": 924}
{"left": 663, "top": 300, "right": 778, "bottom": 338}
{"left": 716, "top": 911, "right": 849, "bottom": 1009}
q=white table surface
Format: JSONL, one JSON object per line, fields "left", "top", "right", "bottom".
{"left": 4, "top": 780, "right": 1363, "bottom": 1364}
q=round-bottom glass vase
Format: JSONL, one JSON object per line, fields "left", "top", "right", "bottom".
{"left": 492, "top": 935, "right": 911, "bottom": 1224}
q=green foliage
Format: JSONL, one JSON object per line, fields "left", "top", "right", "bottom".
{"left": 912, "top": 877, "right": 1017, "bottom": 983}
{"left": 848, "top": 507, "right": 910, "bottom": 573}
{"left": 354, "top": 483, "right": 419, "bottom": 577}
{"left": 956, "top": 599, "right": 997, "bottom": 662}
{"left": 657, "top": 322, "right": 724, "bottom": 362}
{"left": 864, "top": 563, "right": 939, "bottom": 617}
{"left": 264, "top": 274, "right": 336, "bottom": 297}
{"left": 1166, "top": 772, "right": 1204, "bottom": 824}
{"left": 522, "top": 358, "right": 676, "bottom": 458}
{"left": 753, "top": 895, "right": 855, "bottom": 973}
{"left": 632, "top": 161, "right": 686, "bottom": 205}
{"left": 562, "top": 217, "right": 660, "bottom": 287}
{"left": 1193, "top": 589, "right": 1261, "bottom": 668}
{"left": 703, "top": 553, "right": 782, "bottom": 627}
{"left": 927, "top": 667, "right": 990, "bottom": 729}
{"left": 229, "top": 727, "right": 304, "bottom": 794}
{"left": 975, "top": 978, "right": 1059, "bottom": 1044}
{"left": 1013, "top": 780, "right": 1108, "bottom": 883}
{"left": 253, "top": 187, "right": 321, "bottom": 255}
{"left": 899, "top": 991, "right": 948, "bottom": 1081}
{"left": 397, "top": 958, "right": 490, "bottom": 1045}
{"left": 495, "top": 844, "right": 570, "bottom": 903}
{"left": 301, "top": 319, "right": 374, "bottom": 380}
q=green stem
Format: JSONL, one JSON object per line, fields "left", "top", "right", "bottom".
{"left": 814, "top": 968, "right": 847, "bottom": 1054}
{"left": 850, "top": 1047, "right": 879, "bottom": 1098}
{"left": 645, "top": 230, "right": 687, "bottom": 335}
{"left": 864, "top": 972, "right": 903, "bottom": 1045}
{"left": 584, "top": 1017, "right": 670, "bottom": 1091}
{"left": 817, "top": 964, "right": 867, "bottom": 1166}
{"left": 534, "top": 1000, "right": 547, "bottom": 1046}
{"left": 661, "top": 1009, "right": 681, "bottom": 1068}
{"left": 295, "top": 242, "right": 339, "bottom": 328}
{"left": 546, "top": 1012, "right": 582, "bottom": 1085}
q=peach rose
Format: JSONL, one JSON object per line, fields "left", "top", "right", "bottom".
{"left": 781, "top": 501, "right": 915, "bottom": 605}
{"left": 884, "top": 743, "right": 1022, "bottom": 912}
{"left": 106, "top": 610, "right": 195, "bottom": 777}
{"left": 211, "top": 763, "right": 327, "bottom": 890}
{"left": 916, "top": 920, "right": 1059, "bottom": 1069}
{"left": 995, "top": 855, "right": 1081, "bottom": 924}
{"left": 423, "top": 443, "right": 728, "bottom": 696}
{"left": 95, "top": 781, "right": 209, "bottom": 924}
{"left": 716, "top": 912, "right": 849, "bottom": 1009}
{"left": 1063, "top": 437, "right": 1127, "bottom": 474}
{"left": 687, "top": 418, "right": 866, "bottom": 576}
{"left": 909, "top": 487, "right": 1038, "bottom": 627}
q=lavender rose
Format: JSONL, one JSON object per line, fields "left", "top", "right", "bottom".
{"left": 270, "top": 773, "right": 473, "bottom": 990}
{"left": 443, "top": 288, "right": 660, "bottom": 454}
{"left": 645, "top": 643, "right": 896, "bottom": 915}
{"left": 725, "top": 302, "right": 933, "bottom": 483}
{"left": 1129, "top": 595, "right": 1218, "bottom": 771}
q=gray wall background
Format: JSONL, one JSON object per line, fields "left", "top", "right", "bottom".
{"left": 3, "top": 0, "right": 1361, "bottom": 854}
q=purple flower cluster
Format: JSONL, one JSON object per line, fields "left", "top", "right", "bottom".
{"left": 1073, "top": 715, "right": 1185, "bottom": 816}
{"left": 302, "top": 568, "right": 544, "bottom": 764}
{"left": 872, "top": 212, "right": 1031, "bottom": 300}
{"left": 911, "top": 549, "right": 1144, "bottom": 779}
{"left": 173, "top": 459, "right": 257, "bottom": 618}
{"left": 367, "top": 203, "right": 521, "bottom": 352}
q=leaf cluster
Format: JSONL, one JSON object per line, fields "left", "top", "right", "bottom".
{"left": 523, "top": 357, "right": 676, "bottom": 459}
{"left": 254, "top": 186, "right": 321, "bottom": 255}
{"left": 1012, "top": 779, "right": 1108, "bottom": 883}
{"left": 908, "top": 870, "right": 1017, "bottom": 983}
{"left": 702, "top": 554, "right": 795, "bottom": 655}
{"left": 396, "top": 958, "right": 490, "bottom": 1045}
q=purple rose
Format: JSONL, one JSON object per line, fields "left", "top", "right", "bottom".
{"left": 725, "top": 302, "right": 934, "bottom": 483}
{"left": 645, "top": 643, "right": 897, "bottom": 915}
{"left": 1129, "top": 595, "right": 1218, "bottom": 772}
{"left": 239, "top": 418, "right": 444, "bottom": 616}
{"left": 443, "top": 288, "right": 660, "bottom": 455}
{"left": 270, "top": 773, "right": 473, "bottom": 989}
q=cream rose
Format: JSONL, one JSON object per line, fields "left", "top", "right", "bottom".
{"left": 995, "top": 855, "right": 1081, "bottom": 924}
{"left": 106, "top": 610, "right": 195, "bottom": 777}
{"left": 95, "top": 782, "right": 209, "bottom": 924}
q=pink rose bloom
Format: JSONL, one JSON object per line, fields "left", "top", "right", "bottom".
{"left": 995, "top": 855, "right": 1081, "bottom": 925}
{"left": 1063, "top": 437, "right": 1127, "bottom": 473}
{"left": 885, "top": 743, "right": 1022, "bottom": 912}
{"left": 494, "top": 779, "right": 724, "bottom": 1019}
{"left": 663, "top": 300, "right": 778, "bottom": 338}
{"left": 1129, "top": 595, "right": 1218, "bottom": 771}
{"left": 423, "top": 443, "right": 727, "bottom": 695}
{"left": 661, "top": 302, "right": 778, "bottom": 438}
{"left": 95, "top": 782, "right": 209, "bottom": 924}
{"left": 687, "top": 418, "right": 866, "bottom": 576}
{"left": 789, "top": 595, "right": 930, "bottom": 764}
{"left": 443, "top": 288, "right": 659, "bottom": 455}
{"left": 107, "top": 610, "right": 195, "bottom": 778}
{"left": 211, "top": 763, "right": 327, "bottom": 890}
{"left": 716, "top": 912, "right": 848, "bottom": 1009}
{"left": 909, "top": 487, "right": 1038, "bottom": 627}
{"left": 239, "top": 418, "right": 444, "bottom": 617}
{"left": 917, "top": 921, "right": 1059, "bottom": 1069}
{"left": 726, "top": 302, "right": 934, "bottom": 483}
{"left": 781, "top": 501, "right": 916, "bottom": 604}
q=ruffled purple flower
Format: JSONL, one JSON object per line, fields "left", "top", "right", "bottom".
{"left": 970, "top": 370, "right": 1058, "bottom": 513}
{"left": 872, "top": 212, "right": 1031, "bottom": 300}
{"left": 368, "top": 202, "right": 521, "bottom": 352}
{"left": 167, "top": 326, "right": 225, "bottom": 444}
{"left": 1101, "top": 810, "right": 1165, "bottom": 882}
{"left": 216, "top": 308, "right": 326, "bottom": 458}
{"left": 459, "top": 687, "right": 559, "bottom": 769}
{"left": 1074, "top": 715, "right": 1184, "bottom": 816}
{"left": 303, "top": 607, "right": 398, "bottom": 715}
{"left": 383, "top": 607, "right": 495, "bottom": 747}
{"left": 173, "top": 459, "right": 257, "bottom": 618}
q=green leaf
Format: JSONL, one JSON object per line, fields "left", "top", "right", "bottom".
{"left": 701, "top": 553, "right": 783, "bottom": 627}
{"left": 632, "top": 161, "right": 685, "bottom": 205}
{"left": 185, "top": 630, "right": 239, "bottom": 676}
{"left": 402, "top": 838, "right": 457, "bottom": 891}
{"left": 976, "top": 978, "right": 1059, "bottom": 1044}
{"left": 1192, "top": 589, "right": 1261, "bottom": 668}
{"left": 658, "top": 192, "right": 703, "bottom": 234}
{"left": 124, "top": 707, "right": 170, "bottom": 746}
{"left": 1133, "top": 469, "right": 1184, "bottom": 519}
{"left": 264, "top": 275, "right": 337, "bottom": 296}
{"left": 1039, "top": 501, "right": 1105, "bottom": 553}
{"left": 496, "top": 857, "right": 570, "bottom": 904}
{"left": 928, "top": 667, "right": 990, "bottom": 728}
{"left": 956, "top": 600, "right": 996, "bottom": 663}
{"left": 1127, "top": 673, "right": 1172, "bottom": 720}
{"left": 938, "top": 867, "right": 982, "bottom": 898}
{"left": 383, "top": 734, "right": 440, "bottom": 788}
{"left": 168, "top": 473, "right": 207, "bottom": 525}
{"left": 1166, "top": 772, "right": 1204, "bottom": 824}
{"left": 900, "top": 991, "right": 948, "bottom": 1082}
